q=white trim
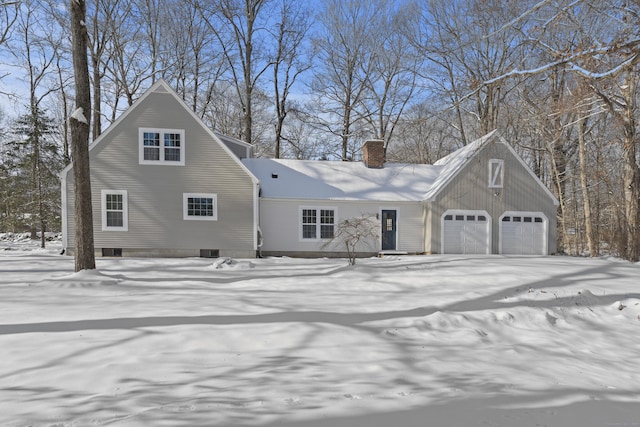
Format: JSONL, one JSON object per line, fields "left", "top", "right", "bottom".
{"left": 298, "top": 206, "right": 337, "bottom": 241}
{"left": 183, "top": 193, "right": 218, "bottom": 221}
{"left": 440, "top": 209, "right": 491, "bottom": 255}
{"left": 488, "top": 158, "right": 504, "bottom": 188}
{"left": 101, "top": 190, "right": 128, "bottom": 231}
{"left": 499, "top": 211, "right": 548, "bottom": 255}
{"left": 138, "top": 127, "right": 186, "bottom": 166}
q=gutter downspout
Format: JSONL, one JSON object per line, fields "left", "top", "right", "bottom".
{"left": 254, "top": 181, "right": 263, "bottom": 258}
{"left": 422, "top": 201, "right": 428, "bottom": 254}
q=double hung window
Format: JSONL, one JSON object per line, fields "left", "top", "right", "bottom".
{"left": 101, "top": 190, "right": 128, "bottom": 231}
{"left": 301, "top": 207, "right": 335, "bottom": 240}
{"left": 139, "top": 128, "right": 185, "bottom": 165}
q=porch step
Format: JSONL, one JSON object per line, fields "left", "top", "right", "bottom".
{"left": 378, "top": 250, "right": 409, "bottom": 257}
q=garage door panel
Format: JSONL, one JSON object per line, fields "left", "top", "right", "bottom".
{"left": 500, "top": 213, "right": 546, "bottom": 255}
{"left": 443, "top": 211, "right": 491, "bottom": 255}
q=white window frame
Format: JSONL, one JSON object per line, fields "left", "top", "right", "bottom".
{"left": 139, "top": 128, "right": 185, "bottom": 165}
{"left": 489, "top": 159, "right": 504, "bottom": 188}
{"left": 101, "top": 190, "right": 128, "bottom": 231}
{"left": 299, "top": 206, "right": 337, "bottom": 241}
{"left": 183, "top": 193, "right": 218, "bottom": 221}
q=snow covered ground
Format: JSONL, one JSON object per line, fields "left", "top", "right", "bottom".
{"left": 1, "top": 238, "right": 640, "bottom": 426}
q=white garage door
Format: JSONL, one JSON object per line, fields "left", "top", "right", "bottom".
{"left": 500, "top": 212, "right": 547, "bottom": 255}
{"left": 442, "top": 211, "right": 491, "bottom": 254}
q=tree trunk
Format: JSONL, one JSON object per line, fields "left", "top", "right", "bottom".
{"left": 38, "top": 163, "right": 45, "bottom": 249}
{"left": 622, "top": 128, "right": 639, "bottom": 262}
{"left": 549, "top": 68, "right": 570, "bottom": 254}
{"left": 70, "top": 0, "right": 96, "bottom": 271}
{"left": 550, "top": 137, "right": 570, "bottom": 254}
{"left": 92, "top": 57, "right": 102, "bottom": 141}
{"left": 577, "top": 116, "right": 597, "bottom": 257}
{"left": 243, "top": 0, "right": 254, "bottom": 144}
{"left": 618, "top": 67, "right": 640, "bottom": 262}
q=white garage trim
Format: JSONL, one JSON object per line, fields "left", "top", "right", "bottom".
{"left": 441, "top": 210, "right": 492, "bottom": 255}
{"left": 499, "top": 211, "right": 548, "bottom": 255}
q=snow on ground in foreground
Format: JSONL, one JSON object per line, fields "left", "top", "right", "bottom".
{"left": 1, "top": 241, "right": 640, "bottom": 426}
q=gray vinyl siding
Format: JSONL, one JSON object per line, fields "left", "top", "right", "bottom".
{"left": 428, "top": 141, "right": 557, "bottom": 254}
{"left": 259, "top": 199, "right": 424, "bottom": 254}
{"left": 63, "top": 174, "right": 75, "bottom": 250}
{"left": 65, "top": 87, "right": 256, "bottom": 256}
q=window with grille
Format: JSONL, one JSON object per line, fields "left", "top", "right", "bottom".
{"left": 301, "top": 207, "right": 335, "bottom": 240}
{"left": 320, "top": 209, "right": 335, "bottom": 239}
{"left": 183, "top": 193, "right": 217, "bottom": 220}
{"left": 302, "top": 209, "right": 317, "bottom": 239}
{"left": 143, "top": 132, "right": 160, "bottom": 161}
{"left": 164, "top": 133, "right": 181, "bottom": 161}
{"left": 101, "top": 190, "right": 128, "bottom": 231}
{"left": 139, "top": 128, "right": 185, "bottom": 165}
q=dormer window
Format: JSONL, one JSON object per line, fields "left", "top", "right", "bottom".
{"left": 489, "top": 159, "right": 504, "bottom": 188}
{"left": 139, "top": 128, "right": 185, "bottom": 165}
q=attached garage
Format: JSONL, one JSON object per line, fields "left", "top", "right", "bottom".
{"left": 500, "top": 212, "right": 548, "bottom": 255}
{"left": 442, "top": 210, "right": 491, "bottom": 254}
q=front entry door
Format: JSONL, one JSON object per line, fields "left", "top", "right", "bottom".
{"left": 381, "top": 210, "right": 397, "bottom": 250}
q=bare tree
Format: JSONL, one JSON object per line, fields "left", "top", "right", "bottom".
{"left": 312, "top": 0, "right": 386, "bottom": 160}
{"left": 86, "top": 0, "right": 125, "bottom": 139}
{"left": 576, "top": 110, "right": 597, "bottom": 256}
{"left": 324, "top": 215, "right": 380, "bottom": 265}
{"left": 359, "top": 1, "right": 421, "bottom": 154}
{"left": 197, "top": 0, "right": 273, "bottom": 144}
{"left": 161, "top": 0, "right": 227, "bottom": 118}
{"left": 201, "top": 82, "right": 245, "bottom": 138}
{"left": 388, "top": 103, "right": 459, "bottom": 164}
{"left": 530, "top": 1, "right": 639, "bottom": 260}
{"left": 70, "top": 0, "right": 95, "bottom": 271}
{"left": 592, "top": 65, "right": 640, "bottom": 261}
{"left": 103, "top": 1, "right": 148, "bottom": 107}
{"left": 0, "top": 1, "right": 18, "bottom": 49}
{"left": 417, "top": 0, "right": 525, "bottom": 145}
{"left": 271, "top": 0, "right": 311, "bottom": 158}
{"left": 135, "top": 0, "right": 162, "bottom": 84}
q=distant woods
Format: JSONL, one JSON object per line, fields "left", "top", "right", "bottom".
{"left": 0, "top": 0, "right": 638, "bottom": 261}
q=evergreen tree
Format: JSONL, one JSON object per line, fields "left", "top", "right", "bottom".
{"left": 4, "top": 107, "right": 64, "bottom": 246}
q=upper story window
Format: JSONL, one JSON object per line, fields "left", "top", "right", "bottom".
{"left": 139, "top": 128, "right": 185, "bottom": 165}
{"left": 489, "top": 159, "right": 504, "bottom": 188}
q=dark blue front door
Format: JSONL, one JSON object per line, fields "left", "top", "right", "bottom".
{"left": 381, "top": 210, "right": 397, "bottom": 250}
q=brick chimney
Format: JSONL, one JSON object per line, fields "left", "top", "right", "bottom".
{"left": 362, "top": 139, "right": 385, "bottom": 168}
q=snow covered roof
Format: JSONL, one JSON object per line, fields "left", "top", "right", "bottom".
{"left": 242, "top": 131, "right": 502, "bottom": 202}
{"left": 243, "top": 158, "right": 443, "bottom": 201}
{"left": 423, "top": 130, "right": 497, "bottom": 201}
